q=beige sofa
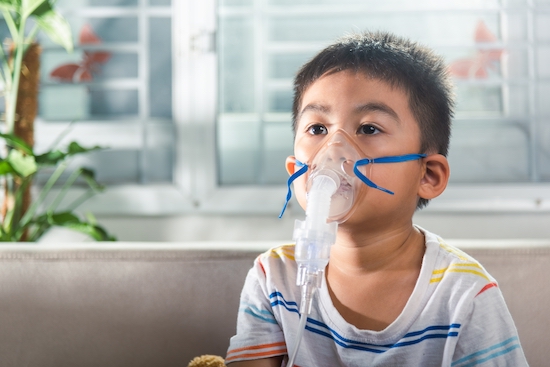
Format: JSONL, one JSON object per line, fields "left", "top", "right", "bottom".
{"left": 0, "top": 241, "right": 548, "bottom": 367}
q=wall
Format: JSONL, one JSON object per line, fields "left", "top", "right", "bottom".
{"left": 39, "top": 211, "right": 550, "bottom": 243}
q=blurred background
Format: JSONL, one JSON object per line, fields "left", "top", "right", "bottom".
{"left": 3, "top": 0, "right": 550, "bottom": 242}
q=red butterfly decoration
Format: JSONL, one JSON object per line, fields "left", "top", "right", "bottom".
{"left": 50, "top": 24, "right": 111, "bottom": 82}
{"left": 448, "top": 20, "right": 504, "bottom": 79}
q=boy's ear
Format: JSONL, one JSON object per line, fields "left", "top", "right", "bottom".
{"left": 285, "top": 156, "right": 297, "bottom": 176}
{"left": 418, "top": 154, "right": 450, "bottom": 200}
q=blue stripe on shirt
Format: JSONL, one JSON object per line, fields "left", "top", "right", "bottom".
{"left": 306, "top": 318, "right": 460, "bottom": 353}
{"left": 269, "top": 292, "right": 299, "bottom": 314}
{"left": 452, "top": 336, "right": 520, "bottom": 367}
{"left": 240, "top": 302, "right": 278, "bottom": 324}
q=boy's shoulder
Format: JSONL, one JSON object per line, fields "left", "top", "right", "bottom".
{"left": 254, "top": 244, "right": 297, "bottom": 276}
{"left": 421, "top": 227, "right": 497, "bottom": 290}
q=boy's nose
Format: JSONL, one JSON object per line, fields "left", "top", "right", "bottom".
{"left": 325, "top": 142, "right": 346, "bottom": 161}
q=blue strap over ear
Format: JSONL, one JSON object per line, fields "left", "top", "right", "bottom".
{"left": 278, "top": 160, "right": 308, "bottom": 218}
{"left": 353, "top": 154, "right": 426, "bottom": 195}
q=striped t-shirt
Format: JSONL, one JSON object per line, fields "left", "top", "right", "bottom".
{"left": 226, "top": 227, "right": 528, "bottom": 366}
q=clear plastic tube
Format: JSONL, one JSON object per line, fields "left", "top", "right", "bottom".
{"left": 288, "top": 172, "right": 339, "bottom": 366}
{"left": 287, "top": 279, "right": 316, "bottom": 367}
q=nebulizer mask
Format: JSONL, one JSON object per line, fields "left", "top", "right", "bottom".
{"left": 280, "top": 129, "right": 425, "bottom": 366}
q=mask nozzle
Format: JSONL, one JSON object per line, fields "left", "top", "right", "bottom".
{"left": 288, "top": 172, "right": 339, "bottom": 367}
{"left": 305, "top": 170, "right": 340, "bottom": 227}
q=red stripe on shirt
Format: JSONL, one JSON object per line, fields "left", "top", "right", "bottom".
{"left": 476, "top": 282, "right": 498, "bottom": 297}
{"left": 226, "top": 341, "right": 287, "bottom": 362}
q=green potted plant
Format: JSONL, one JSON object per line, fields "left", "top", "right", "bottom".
{"left": 0, "top": 0, "right": 115, "bottom": 241}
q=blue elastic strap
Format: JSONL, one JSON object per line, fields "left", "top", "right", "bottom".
{"left": 353, "top": 153, "right": 427, "bottom": 195}
{"left": 278, "top": 160, "right": 308, "bottom": 218}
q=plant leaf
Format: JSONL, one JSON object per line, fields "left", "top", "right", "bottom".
{"left": 35, "top": 142, "right": 103, "bottom": 166}
{"left": 0, "top": 159, "right": 15, "bottom": 175}
{"left": 47, "top": 211, "right": 80, "bottom": 225}
{"left": 7, "top": 149, "right": 37, "bottom": 177}
{"left": 34, "top": 149, "right": 65, "bottom": 165}
{"left": 34, "top": 9, "right": 73, "bottom": 52}
{"left": 0, "top": 133, "right": 34, "bottom": 155}
{"left": 0, "top": 0, "right": 18, "bottom": 11}
{"left": 45, "top": 211, "right": 115, "bottom": 241}
{"left": 64, "top": 222, "right": 115, "bottom": 241}
{"left": 67, "top": 141, "right": 102, "bottom": 155}
{"left": 22, "top": 0, "right": 47, "bottom": 18}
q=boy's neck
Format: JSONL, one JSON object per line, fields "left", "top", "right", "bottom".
{"left": 329, "top": 223, "right": 425, "bottom": 274}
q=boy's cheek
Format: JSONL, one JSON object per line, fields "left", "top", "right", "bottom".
{"left": 293, "top": 177, "right": 308, "bottom": 211}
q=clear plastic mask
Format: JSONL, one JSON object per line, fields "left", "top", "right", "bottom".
{"left": 305, "top": 130, "right": 368, "bottom": 222}
{"left": 279, "top": 129, "right": 426, "bottom": 223}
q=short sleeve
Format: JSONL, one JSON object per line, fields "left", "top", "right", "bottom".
{"left": 451, "top": 284, "right": 529, "bottom": 367}
{"left": 226, "top": 256, "right": 287, "bottom": 363}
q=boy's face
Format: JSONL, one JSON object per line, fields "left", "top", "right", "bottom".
{"left": 288, "top": 70, "right": 426, "bottom": 227}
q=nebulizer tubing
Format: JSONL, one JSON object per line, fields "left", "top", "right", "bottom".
{"left": 287, "top": 171, "right": 339, "bottom": 367}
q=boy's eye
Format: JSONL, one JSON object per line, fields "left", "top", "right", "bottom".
{"left": 358, "top": 124, "right": 380, "bottom": 135}
{"left": 307, "top": 124, "right": 328, "bottom": 135}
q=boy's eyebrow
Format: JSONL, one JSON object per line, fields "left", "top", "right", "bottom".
{"left": 297, "top": 103, "right": 330, "bottom": 120}
{"left": 356, "top": 102, "right": 400, "bottom": 122}
{"left": 297, "top": 102, "right": 400, "bottom": 122}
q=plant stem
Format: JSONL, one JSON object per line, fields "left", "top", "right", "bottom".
{"left": 65, "top": 189, "right": 96, "bottom": 213}
{"left": 19, "top": 162, "right": 67, "bottom": 227}
{"left": 1, "top": 10, "right": 18, "bottom": 43}
{"left": 5, "top": 15, "right": 28, "bottom": 135}
{"left": 47, "top": 168, "right": 82, "bottom": 213}
{"left": 24, "top": 25, "right": 39, "bottom": 53}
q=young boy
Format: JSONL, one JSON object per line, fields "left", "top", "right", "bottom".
{"left": 226, "top": 31, "right": 528, "bottom": 366}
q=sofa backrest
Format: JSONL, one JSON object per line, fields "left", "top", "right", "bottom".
{"left": 463, "top": 245, "right": 550, "bottom": 367}
{"left": 0, "top": 243, "right": 548, "bottom": 367}
{"left": 0, "top": 245, "right": 260, "bottom": 367}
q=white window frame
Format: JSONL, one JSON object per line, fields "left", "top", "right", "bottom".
{"left": 71, "top": 0, "right": 550, "bottom": 216}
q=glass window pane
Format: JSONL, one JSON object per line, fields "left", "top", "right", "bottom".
{"left": 267, "top": 0, "right": 501, "bottom": 7}
{"left": 89, "top": 18, "right": 138, "bottom": 43}
{"left": 449, "top": 124, "right": 530, "bottom": 182}
{"left": 71, "top": 150, "right": 141, "bottom": 184}
{"left": 538, "top": 47, "right": 550, "bottom": 78}
{"left": 538, "top": 84, "right": 550, "bottom": 116}
{"left": 539, "top": 123, "right": 550, "bottom": 180}
{"left": 259, "top": 123, "right": 294, "bottom": 184}
{"left": 220, "top": 0, "right": 253, "bottom": 5}
{"left": 90, "top": 89, "right": 139, "bottom": 117}
{"left": 267, "top": 13, "right": 501, "bottom": 45}
{"left": 40, "top": 86, "right": 90, "bottom": 120}
{"left": 269, "top": 53, "right": 311, "bottom": 79}
{"left": 219, "top": 17, "right": 255, "bottom": 113}
{"left": 535, "top": 13, "right": 550, "bottom": 41}
{"left": 149, "top": 0, "right": 171, "bottom": 5}
{"left": 144, "top": 123, "right": 174, "bottom": 182}
{"left": 455, "top": 85, "right": 504, "bottom": 116}
{"left": 149, "top": 17, "right": 172, "bottom": 118}
{"left": 88, "top": 0, "right": 137, "bottom": 6}
{"left": 217, "top": 119, "right": 260, "bottom": 184}
{"left": 36, "top": 18, "right": 138, "bottom": 47}
{"left": 57, "top": 0, "right": 136, "bottom": 6}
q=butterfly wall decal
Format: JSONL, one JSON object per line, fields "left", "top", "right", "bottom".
{"left": 50, "top": 23, "right": 111, "bottom": 82}
{"left": 448, "top": 20, "right": 504, "bottom": 79}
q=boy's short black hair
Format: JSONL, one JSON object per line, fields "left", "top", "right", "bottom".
{"left": 292, "top": 31, "right": 454, "bottom": 209}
